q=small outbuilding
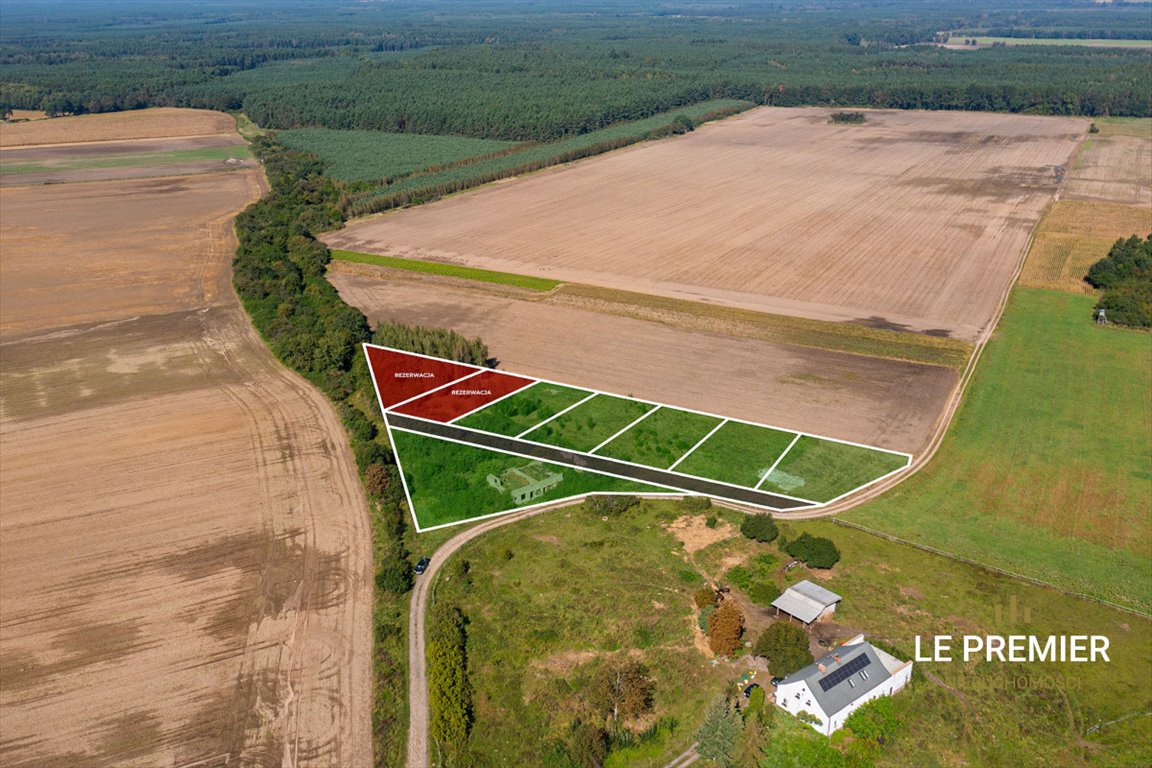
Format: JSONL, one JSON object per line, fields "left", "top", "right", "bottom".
{"left": 771, "top": 580, "right": 842, "bottom": 625}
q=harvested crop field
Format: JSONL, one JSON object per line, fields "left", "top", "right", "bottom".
{"left": 327, "top": 107, "right": 1085, "bottom": 342}
{"left": 1020, "top": 122, "right": 1151, "bottom": 293}
{"left": 0, "top": 113, "right": 371, "bottom": 767}
{"left": 0, "top": 107, "right": 237, "bottom": 147}
{"left": 0, "top": 134, "right": 253, "bottom": 186}
{"left": 329, "top": 266, "right": 957, "bottom": 454}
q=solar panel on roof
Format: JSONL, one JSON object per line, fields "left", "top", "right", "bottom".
{"left": 817, "top": 654, "right": 871, "bottom": 692}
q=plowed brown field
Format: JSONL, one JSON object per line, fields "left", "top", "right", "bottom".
{"left": 330, "top": 265, "right": 956, "bottom": 453}
{"left": 0, "top": 112, "right": 371, "bottom": 767}
{"left": 0, "top": 108, "right": 236, "bottom": 147}
{"left": 327, "top": 107, "right": 1084, "bottom": 342}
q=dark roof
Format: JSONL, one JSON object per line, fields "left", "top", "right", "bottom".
{"left": 779, "top": 641, "right": 892, "bottom": 717}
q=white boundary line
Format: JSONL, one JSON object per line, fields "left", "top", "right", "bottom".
{"left": 668, "top": 418, "right": 728, "bottom": 471}
{"left": 386, "top": 368, "right": 487, "bottom": 412}
{"left": 384, "top": 414, "right": 422, "bottom": 534}
{"left": 446, "top": 379, "right": 551, "bottom": 425}
{"left": 392, "top": 410, "right": 820, "bottom": 505}
{"left": 414, "top": 492, "right": 689, "bottom": 533}
{"left": 364, "top": 343, "right": 912, "bottom": 462}
{"left": 589, "top": 404, "right": 660, "bottom": 454}
{"left": 516, "top": 391, "right": 599, "bottom": 438}
{"left": 755, "top": 432, "right": 803, "bottom": 490}
{"left": 387, "top": 423, "right": 820, "bottom": 531}
{"left": 388, "top": 425, "right": 704, "bottom": 532}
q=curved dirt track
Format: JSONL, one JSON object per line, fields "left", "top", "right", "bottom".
{"left": 0, "top": 111, "right": 371, "bottom": 767}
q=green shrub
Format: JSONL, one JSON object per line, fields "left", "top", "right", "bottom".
{"left": 785, "top": 533, "right": 841, "bottom": 569}
{"left": 584, "top": 495, "right": 640, "bottom": 516}
{"left": 740, "top": 514, "right": 779, "bottom": 543}
{"left": 725, "top": 565, "right": 753, "bottom": 591}
{"left": 845, "top": 695, "right": 903, "bottom": 748}
{"left": 754, "top": 622, "right": 814, "bottom": 677}
{"left": 706, "top": 514, "right": 719, "bottom": 529}
{"left": 747, "top": 581, "right": 782, "bottom": 606}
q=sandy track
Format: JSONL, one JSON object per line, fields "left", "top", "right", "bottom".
{"left": 1, "top": 118, "right": 371, "bottom": 767}
{"left": 330, "top": 268, "right": 955, "bottom": 454}
{"left": 327, "top": 107, "right": 1084, "bottom": 342}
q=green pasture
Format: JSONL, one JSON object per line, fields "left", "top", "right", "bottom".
{"left": 456, "top": 382, "right": 593, "bottom": 435}
{"left": 330, "top": 249, "right": 561, "bottom": 291}
{"left": 597, "top": 406, "right": 723, "bottom": 468}
{"left": 760, "top": 436, "right": 910, "bottom": 503}
{"left": 674, "top": 420, "right": 797, "bottom": 489}
{"left": 524, "top": 394, "right": 656, "bottom": 453}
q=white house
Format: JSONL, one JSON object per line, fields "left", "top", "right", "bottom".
{"left": 774, "top": 634, "right": 913, "bottom": 735}
{"left": 771, "top": 580, "right": 842, "bottom": 625}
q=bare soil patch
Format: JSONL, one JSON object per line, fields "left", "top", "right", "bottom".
{"left": 1064, "top": 135, "right": 1151, "bottom": 206}
{"left": 665, "top": 515, "right": 737, "bottom": 555}
{"left": 0, "top": 107, "right": 236, "bottom": 147}
{"left": 329, "top": 268, "right": 956, "bottom": 453}
{"left": 327, "top": 107, "right": 1085, "bottom": 341}
{"left": 0, "top": 113, "right": 371, "bottom": 767}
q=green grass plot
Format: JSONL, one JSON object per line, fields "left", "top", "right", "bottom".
{"left": 760, "top": 435, "right": 909, "bottom": 502}
{"left": 673, "top": 420, "right": 797, "bottom": 489}
{"left": 523, "top": 394, "right": 655, "bottom": 453}
{"left": 596, "top": 407, "right": 722, "bottom": 468}
{"left": 456, "top": 382, "right": 592, "bottom": 435}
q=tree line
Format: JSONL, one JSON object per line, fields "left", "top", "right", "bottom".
{"left": 232, "top": 134, "right": 488, "bottom": 764}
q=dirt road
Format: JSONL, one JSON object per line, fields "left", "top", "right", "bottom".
{"left": 0, "top": 111, "right": 371, "bottom": 767}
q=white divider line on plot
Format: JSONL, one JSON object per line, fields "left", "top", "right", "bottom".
{"left": 364, "top": 343, "right": 912, "bottom": 462}
{"left": 390, "top": 410, "right": 822, "bottom": 506}
{"left": 668, "top": 418, "right": 729, "bottom": 471}
{"left": 385, "top": 368, "right": 487, "bottom": 413}
{"left": 515, "top": 391, "right": 600, "bottom": 439}
{"left": 447, "top": 378, "right": 542, "bottom": 425}
{"left": 589, "top": 405, "right": 661, "bottom": 455}
{"left": 383, "top": 414, "right": 422, "bottom": 533}
{"left": 754, "top": 432, "right": 803, "bottom": 490}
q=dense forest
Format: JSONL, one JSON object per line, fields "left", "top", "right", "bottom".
{"left": 2, "top": 0, "right": 1150, "bottom": 140}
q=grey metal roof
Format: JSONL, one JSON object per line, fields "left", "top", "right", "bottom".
{"left": 770, "top": 580, "right": 842, "bottom": 623}
{"left": 780, "top": 641, "right": 892, "bottom": 718}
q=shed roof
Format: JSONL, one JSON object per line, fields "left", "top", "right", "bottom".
{"left": 770, "top": 579, "right": 842, "bottom": 623}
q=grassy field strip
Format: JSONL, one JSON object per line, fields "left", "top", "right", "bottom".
{"left": 667, "top": 418, "right": 728, "bottom": 470}
{"left": 596, "top": 407, "right": 724, "bottom": 469}
{"left": 514, "top": 391, "right": 598, "bottom": 438}
{"left": 588, "top": 404, "right": 662, "bottom": 454}
{"left": 331, "top": 249, "right": 562, "bottom": 291}
{"left": 0, "top": 145, "right": 249, "bottom": 174}
{"left": 754, "top": 432, "right": 803, "bottom": 490}
{"left": 277, "top": 127, "right": 516, "bottom": 182}
{"left": 950, "top": 35, "right": 1152, "bottom": 47}
{"left": 847, "top": 289, "right": 1152, "bottom": 611}
{"left": 455, "top": 383, "right": 593, "bottom": 435}
{"left": 523, "top": 394, "right": 657, "bottom": 453}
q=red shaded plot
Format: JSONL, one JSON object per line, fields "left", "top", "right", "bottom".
{"left": 365, "top": 345, "right": 481, "bottom": 409}
{"left": 393, "top": 370, "right": 536, "bottom": 422}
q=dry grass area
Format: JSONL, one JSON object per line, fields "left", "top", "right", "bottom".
{"left": 0, "top": 107, "right": 236, "bottom": 147}
{"left": 329, "top": 266, "right": 956, "bottom": 453}
{"left": 328, "top": 107, "right": 1084, "bottom": 342}
{"left": 1020, "top": 123, "right": 1151, "bottom": 293}
{"left": 0, "top": 114, "right": 371, "bottom": 767}
{"left": 1020, "top": 200, "right": 1152, "bottom": 293}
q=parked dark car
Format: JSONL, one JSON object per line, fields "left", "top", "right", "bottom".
{"left": 770, "top": 676, "right": 784, "bottom": 687}
{"left": 414, "top": 556, "right": 431, "bottom": 575}
{"left": 743, "top": 683, "right": 762, "bottom": 698}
